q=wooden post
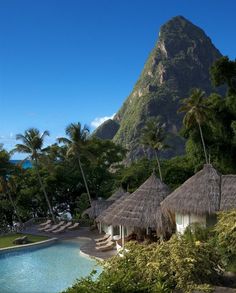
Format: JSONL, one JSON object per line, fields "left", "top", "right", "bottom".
{"left": 99, "top": 222, "right": 102, "bottom": 234}
{"left": 121, "top": 226, "right": 125, "bottom": 247}
{"left": 110, "top": 225, "right": 114, "bottom": 239}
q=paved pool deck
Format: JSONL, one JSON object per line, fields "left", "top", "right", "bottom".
{"left": 22, "top": 225, "right": 117, "bottom": 260}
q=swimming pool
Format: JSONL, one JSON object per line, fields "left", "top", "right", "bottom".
{"left": 0, "top": 239, "right": 101, "bottom": 293}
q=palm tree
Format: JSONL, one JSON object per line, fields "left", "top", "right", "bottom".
{"left": 13, "top": 128, "right": 55, "bottom": 222}
{"left": 178, "top": 88, "right": 210, "bottom": 164}
{"left": 58, "top": 123, "right": 92, "bottom": 205}
{"left": 0, "top": 177, "right": 22, "bottom": 224}
{"left": 140, "top": 117, "right": 168, "bottom": 181}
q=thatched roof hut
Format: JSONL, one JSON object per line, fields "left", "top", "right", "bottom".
{"left": 83, "top": 200, "right": 110, "bottom": 219}
{"left": 161, "top": 164, "right": 221, "bottom": 216}
{"left": 106, "top": 173, "right": 170, "bottom": 233}
{"left": 96, "top": 192, "right": 130, "bottom": 223}
{"left": 220, "top": 175, "right": 236, "bottom": 211}
{"left": 83, "top": 187, "right": 126, "bottom": 219}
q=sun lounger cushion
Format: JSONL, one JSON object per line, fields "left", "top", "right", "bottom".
{"left": 39, "top": 220, "right": 51, "bottom": 227}
{"left": 95, "top": 234, "right": 110, "bottom": 243}
{"left": 68, "top": 223, "right": 79, "bottom": 230}
{"left": 38, "top": 224, "right": 52, "bottom": 231}
{"left": 96, "top": 236, "right": 112, "bottom": 247}
{"left": 95, "top": 241, "right": 115, "bottom": 251}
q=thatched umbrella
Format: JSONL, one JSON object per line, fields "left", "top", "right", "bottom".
{"left": 106, "top": 173, "right": 170, "bottom": 234}
{"left": 83, "top": 187, "right": 126, "bottom": 219}
{"left": 161, "top": 164, "right": 221, "bottom": 216}
{"left": 220, "top": 175, "right": 236, "bottom": 211}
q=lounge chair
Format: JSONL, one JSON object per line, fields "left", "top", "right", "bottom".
{"left": 38, "top": 223, "right": 52, "bottom": 231}
{"left": 95, "top": 241, "right": 115, "bottom": 252}
{"left": 52, "top": 222, "right": 72, "bottom": 234}
{"left": 67, "top": 222, "right": 79, "bottom": 231}
{"left": 96, "top": 236, "right": 112, "bottom": 247}
{"left": 61, "top": 221, "right": 73, "bottom": 230}
{"left": 39, "top": 219, "right": 52, "bottom": 227}
{"left": 13, "top": 236, "right": 29, "bottom": 245}
{"left": 95, "top": 234, "right": 110, "bottom": 243}
{"left": 44, "top": 221, "right": 65, "bottom": 232}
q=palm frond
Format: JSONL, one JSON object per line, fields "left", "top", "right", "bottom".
{"left": 57, "top": 137, "right": 72, "bottom": 145}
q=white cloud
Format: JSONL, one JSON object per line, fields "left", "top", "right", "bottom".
{"left": 91, "top": 113, "right": 115, "bottom": 129}
{"left": 0, "top": 133, "right": 16, "bottom": 142}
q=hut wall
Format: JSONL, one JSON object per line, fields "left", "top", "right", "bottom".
{"left": 101, "top": 224, "right": 113, "bottom": 237}
{"left": 176, "top": 213, "right": 206, "bottom": 234}
{"left": 125, "top": 226, "right": 134, "bottom": 236}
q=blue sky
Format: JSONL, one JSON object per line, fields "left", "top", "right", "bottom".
{"left": 1, "top": 0, "right": 236, "bottom": 158}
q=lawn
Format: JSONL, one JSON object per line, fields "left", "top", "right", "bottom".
{"left": 0, "top": 234, "right": 48, "bottom": 249}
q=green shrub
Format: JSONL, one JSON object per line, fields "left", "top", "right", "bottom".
{"left": 62, "top": 234, "right": 222, "bottom": 293}
{"left": 215, "top": 210, "right": 236, "bottom": 267}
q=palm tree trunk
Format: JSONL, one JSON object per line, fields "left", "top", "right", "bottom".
{"left": 154, "top": 150, "right": 163, "bottom": 181}
{"left": 78, "top": 155, "right": 92, "bottom": 205}
{"left": 7, "top": 191, "right": 22, "bottom": 224}
{"left": 198, "top": 122, "right": 208, "bottom": 164}
{"left": 1, "top": 178, "right": 22, "bottom": 224}
{"left": 34, "top": 158, "right": 56, "bottom": 222}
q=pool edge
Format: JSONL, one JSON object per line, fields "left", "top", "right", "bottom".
{"left": 79, "top": 250, "right": 104, "bottom": 262}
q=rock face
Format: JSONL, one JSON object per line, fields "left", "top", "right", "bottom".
{"left": 93, "top": 16, "right": 222, "bottom": 160}
{"left": 94, "top": 119, "right": 120, "bottom": 140}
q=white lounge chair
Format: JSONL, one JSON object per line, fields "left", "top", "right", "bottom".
{"left": 52, "top": 222, "right": 72, "bottom": 234}
{"left": 38, "top": 223, "right": 52, "bottom": 231}
{"left": 44, "top": 221, "right": 65, "bottom": 232}
{"left": 96, "top": 236, "right": 112, "bottom": 247}
{"left": 95, "top": 234, "right": 110, "bottom": 243}
{"left": 95, "top": 241, "right": 115, "bottom": 252}
{"left": 39, "top": 219, "right": 52, "bottom": 227}
{"left": 67, "top": 222, "right": 79, "bottom": 230}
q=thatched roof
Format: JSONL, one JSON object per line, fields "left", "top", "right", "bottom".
{"left": 104, "top": 173, "right": 170, "bottom": 232}
{"left": 83, "top": 187, "right": 126, "bottom": 219}
{"left": 83, "top": 200, "right": 110, "bottom": 219}
{"left": 96, "top": 192, "right": 130, "bottom": 223}
{"left": 161, "top": 164, "right": 221, "bottom": 216}
{"left": 220, "top": 175, "right": 236, "bottom": 211}
{"left": 106, "top": 187, "right": 126, "bottom": 202}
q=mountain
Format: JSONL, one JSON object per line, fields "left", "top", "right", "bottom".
{"left": 94, "top": 16, "right": 222, "bottom": 161}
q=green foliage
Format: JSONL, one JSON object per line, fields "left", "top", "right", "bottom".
{"left": 116, "top": 158, "right": 154, "bottom": 192}
{"left": 140, "top": 117, "right": 169, "bottom": 180}
{"left": 210, "top": 56, "right": 236, "bottom": 95}
{"left": 161, "top": 156, "right": 194, "bottom": 189}
{"left": 63, "top": 234, "right": 221, "bottom": 293}
{"left": 215, "top": 210, "right": 236, "bottom": 262}
{"left": 0, "top": 134, "right": 126, "bottom": 228}
{"left": 140, "top": 117, "right": 168, "bottom": 152}
{"left": 180, "top": 73, "right": 236, "bottom": 173}
{"left": 183, "top": 223, "right": 214, "bottom": 243}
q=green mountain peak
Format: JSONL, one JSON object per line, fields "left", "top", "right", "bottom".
{"left": 93, "top": 16, "right": 222, "bottom": 160}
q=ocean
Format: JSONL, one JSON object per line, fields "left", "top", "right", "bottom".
{"left": 11, "top": 160, "right": 32, "bottom": 169}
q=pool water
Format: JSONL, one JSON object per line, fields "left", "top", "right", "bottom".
{"left": 0, "top": 240, "right": 101, "bottom": 293}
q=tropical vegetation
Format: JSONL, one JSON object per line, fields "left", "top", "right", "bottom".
{"left": 0, "top": 56, "right": 236, "bottom": 292}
